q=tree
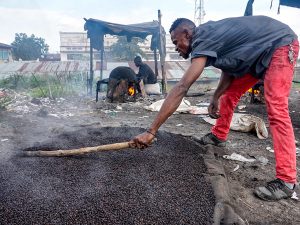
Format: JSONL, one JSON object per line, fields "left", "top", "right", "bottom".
{"left": 11, "top": 33, "right": 49, "bottom": 61}
{"left": 110, "top": 36, "right": 146, "bottom": 61}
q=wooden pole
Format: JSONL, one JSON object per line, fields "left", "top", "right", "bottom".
{"left": 24, "top": 142, "right": 131, "bottom": 157}
{"left": 158, "top": 9, "right": 167, "bottom": 94}
{"left": 89, "top": 42, "right": 94, "bottom": 96}
{"left": 154, "top": 48, "right": 158, "bottom": 76}
{"left": 100, "top": 45, "right": 104, "bottom": 81}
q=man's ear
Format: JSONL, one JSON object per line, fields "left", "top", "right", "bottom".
{"left": 183, "top": 29, "right": 192, "bottom": 40}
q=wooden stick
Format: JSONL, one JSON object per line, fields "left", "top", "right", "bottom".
{"left": 24, "top": 141, "right": 131, "bottom": 157}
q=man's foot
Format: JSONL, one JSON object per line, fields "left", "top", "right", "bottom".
{"left": 199, "top": 133, "right": 226, "bottom": 147}
{"left": 254, "top": 179, "right": 299, "bottom": 201}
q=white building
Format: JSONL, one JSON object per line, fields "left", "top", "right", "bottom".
{"left": 59, "top": 32, "right": 184, "bottom": 62}
{"left": 0, "top": 43, "right": 13, "bottom": 63}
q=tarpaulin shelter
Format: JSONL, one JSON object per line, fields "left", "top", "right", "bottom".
{"left": 244, "top": 0, "right": 300, "bottom": 16}
{"left": 83, "top": 10, "right": 167, "bottom": 95}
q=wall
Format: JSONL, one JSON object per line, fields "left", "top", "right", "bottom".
{"left": 0, "top": 48, "right": 13, "bottom": 63}
{"left": 59, "top": 32, "right": 184, "bottom": 62}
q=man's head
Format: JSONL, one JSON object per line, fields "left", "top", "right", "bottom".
{"left": 169, "top": 18, "right": 195, "bottom": 59}
{"left": 134, "top": 56, "right": 143, "bottom": 67}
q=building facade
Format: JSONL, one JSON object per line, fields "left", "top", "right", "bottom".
{"left": 59, "top": 32, "right": 184, "bottom": 62}
{"left": 0, "top": 43, "right": 13, "bottom": 63}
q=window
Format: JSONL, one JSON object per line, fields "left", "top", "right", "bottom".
{"left": 94, "top": 53, "right": 100, "bottom": 60}
{"left": 169, "top": 53, "right": 181, "bottom": 60}
{"left": 67, "top": 53, "right": 83, "bottom": 60}
{"left": 0, "top": 50, "right": 9, "bottom": 60}
{"left": 145, "top": 53, "right": 159, "bottom": 60}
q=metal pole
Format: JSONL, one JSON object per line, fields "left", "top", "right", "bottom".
{"left": 154, "top": 48, "right": 158, "bottom": 76}
{"left": 89, "top": 42, "right": 94, "bottom": 96}
{"left": 100, "top": 40, "right": 104, "bottom": 81}
{"left": 158, "top": 9, "right": 167, "bottom": 94}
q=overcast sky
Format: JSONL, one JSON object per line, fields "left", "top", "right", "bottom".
{"left": 1, "top": 0, "right": 300, "bottom": 52}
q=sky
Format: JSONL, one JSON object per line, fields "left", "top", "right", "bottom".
{"left": 1, "top": 0, "right": 300, "bottom": 53}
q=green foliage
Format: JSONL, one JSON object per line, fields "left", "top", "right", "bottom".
{"left": 11, "top": 33, "right": 49, "bottom": 61}
{"left": 110, "top": 36, "right": 146, "bottom": 61}
{"left": 0, "top": 73, "right": 86, "bottom": 99}
{"left": 0, "top": 94, "right": 12, "bottom": 110}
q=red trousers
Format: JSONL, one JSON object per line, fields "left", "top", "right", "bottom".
{"left": 212, "top": 40, "right": 299, "bottom": 183}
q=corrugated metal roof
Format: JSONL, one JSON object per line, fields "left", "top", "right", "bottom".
{"left": 0, "top": 43, "right": 13, "bottom": 49}
{"left": 0, "top": 61, "right": 221, "bottom": 81}
{"left": 0, "top": 61, "right": 92, "bottom": 75}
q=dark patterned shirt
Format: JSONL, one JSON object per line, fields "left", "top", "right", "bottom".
{"left": 136, "top": 63, "right": 157, "bottom": 84}
{"left": 191, "top": 15, "right": 297, "bottom": 78}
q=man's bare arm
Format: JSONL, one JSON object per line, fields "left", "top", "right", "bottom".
{"left": 148, "top": 57, "right": 207, "bottom": 135}
{"left": 129, "top": 57, "right": 207, "bottom": 148}
{"left": 213, "top": 72, "right": 234, "bottom": 99}
{"left": 208, "top": 72, "right": 234, "bottom": 118}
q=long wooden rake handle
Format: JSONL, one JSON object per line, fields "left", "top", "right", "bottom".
{"left": 23, "top": 141, "right": 131, "bottom": 157}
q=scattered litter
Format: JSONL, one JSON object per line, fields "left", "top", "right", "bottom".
{"left": 203, "top": 113, "right": 268, "bottom": 139}
{"left": 291, "top": 192, "right": 299, "bottom": 201}
{"left": 176, "top": 124, "right": 183, "bottom": 127}
{"left": 223, "top": 153, "right": 256, "bottom": 162}
{"left": 36, "top": 108, "right": 48, "bottom": 117}
{"left": 48, "top": 114, "right": 60, "bottom": 118}
{"left": 1, "top": 139, "right": 9, "bottom": 142}
{"left": 198, "top": 115, "right": 209, "bottom": 118}
{"left": 196, "top": 102, "right": 210, "bottom": 106}
{"left": 232, "top": 165, "right": 240, "bottom": 172}
{"left": 204, "top": 113, "right": 268, "bottom": 139}
{"left": 238, "top": 105, "right": 246, "bottom": 110}
{"left": 188, "top": 106, "right": 208, "bottom": 115}
{"left": 144, "top": 98, "right": 191, "bottom": 113}
{"left": 138, "top": 116, "right": 149, "bottom": 119}
{"left": 255, "top": 156, "right": 269, "bottom": 165}
{"left": 103, "top": 110, "right": 117, "bottom": 114}
{"left": 266, "top": 146, "right": 274, "bottom": 153}
{"left": 64, "top": 113, "right": 74, "bottom": 117}
{"left": 144, "top": 99, "right": 208, "bottom": 115}
{"left": 31, "top": 98, "right": 42, "bottom": 105}
{"left": 116, "top": 106, "right": 122, "bottom": 110}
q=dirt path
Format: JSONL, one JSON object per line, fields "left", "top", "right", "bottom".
{"left": 0, "top": 88, "right": 299, "bottom": 225}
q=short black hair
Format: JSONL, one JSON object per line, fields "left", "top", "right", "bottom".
{"left": 134, "top": 55, "right": 142, "bottom": 62}
{"left": 169, "top": 18, "right": 195, "bottom": 33}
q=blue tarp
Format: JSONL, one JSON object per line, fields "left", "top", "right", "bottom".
{"left": 244, "top": 0, "right": 300, "bottom": 16}
{"left": 280, "top": 0, "right": 300, "bottom": 8}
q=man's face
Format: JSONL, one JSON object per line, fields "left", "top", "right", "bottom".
{"left": 171, "top": 28, "right": 192, "bottom": 59}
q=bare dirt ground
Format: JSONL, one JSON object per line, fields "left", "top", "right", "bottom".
{"left": 0, "top": 85, "right": 299, "bottom": 225}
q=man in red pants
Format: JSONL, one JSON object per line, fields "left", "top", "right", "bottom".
{"left": 129, "top": 16, "right": 299, "bottom": 201}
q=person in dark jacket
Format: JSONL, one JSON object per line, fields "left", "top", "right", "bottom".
{"left": 134, "top": 56, "right": 157, "bottom": 85}
{"left": 130, "top": 16, "right": 299, "bottom": 201}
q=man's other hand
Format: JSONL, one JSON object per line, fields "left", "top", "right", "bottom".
{"left": 208, "top": 98, "right": 220, "bottom": 119}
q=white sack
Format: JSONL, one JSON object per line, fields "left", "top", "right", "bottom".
{"left": 203, "top": 113, "right": 268, "bottom": 139}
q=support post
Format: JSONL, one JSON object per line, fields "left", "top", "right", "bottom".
{"left": 158, "top": 9, "right": 167, "bottom": 94}
{"left": 154, "top": 48, "right": 158, "bottom": 76}
{"left": 100, "top": 45, "right": 104, "bottom": 81}
{"left": 89, "top": 43, "right": 94, "bottom": 96}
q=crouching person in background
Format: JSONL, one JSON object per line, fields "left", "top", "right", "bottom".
{"left": 107, "top": 66, "right": 138, "bottom": 103}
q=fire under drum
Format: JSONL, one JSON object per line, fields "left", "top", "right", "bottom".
{"left": 0, "top": 127, "right": 229, "bottom": 224}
